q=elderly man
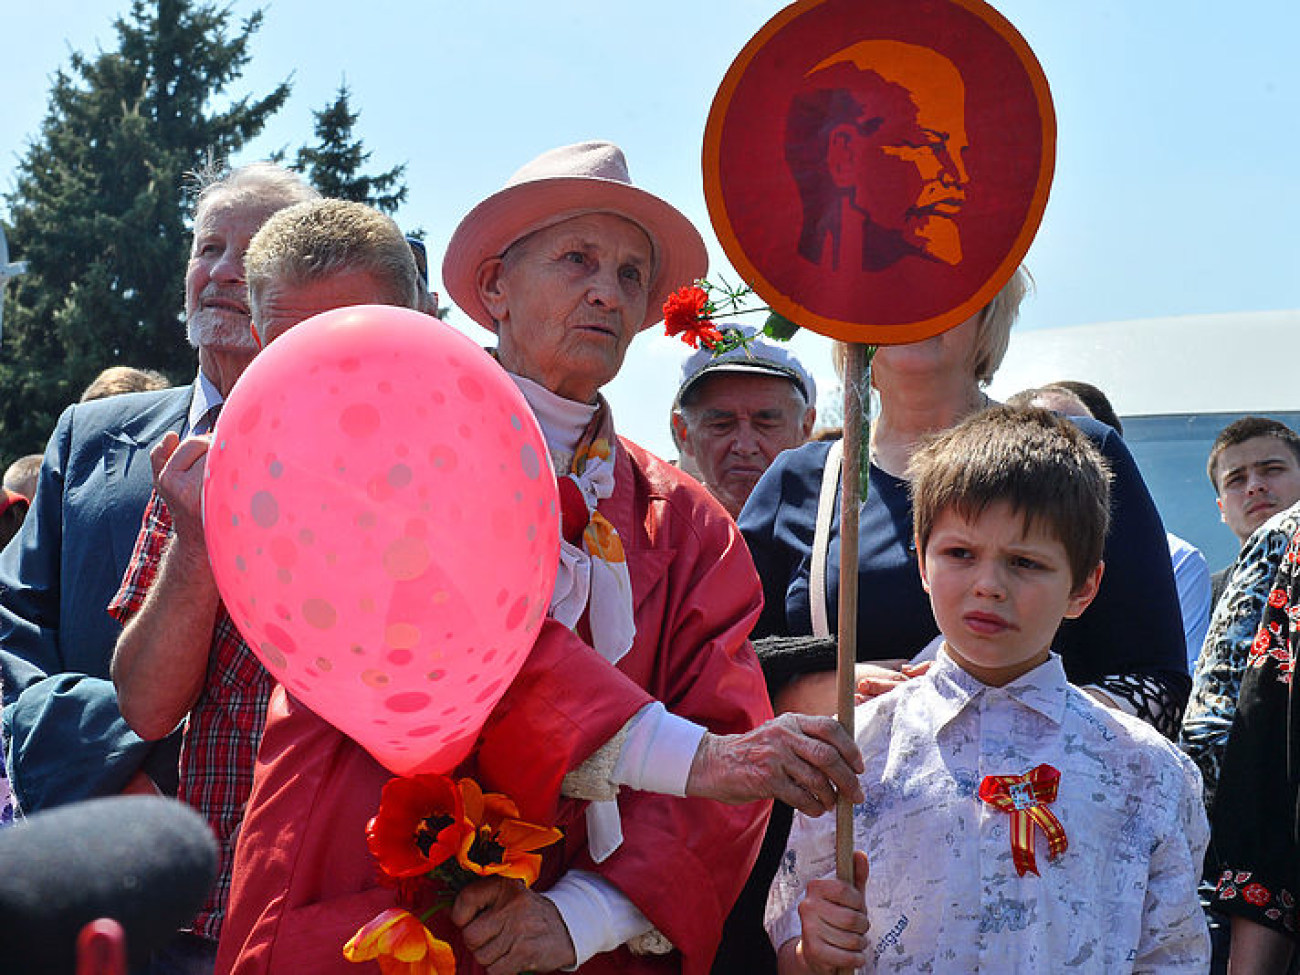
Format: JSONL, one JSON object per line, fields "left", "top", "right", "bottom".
{"left": 215, "top": 144, "right": 859, "bottom": 975}
{"left": 0, "top": 162, "right": 316, "bottom": 814}
{"left": 107, "top": 198, "right": 420, "bottom": 972}
{"left": 671, "top": 332, "right": 816, "bottom": 519}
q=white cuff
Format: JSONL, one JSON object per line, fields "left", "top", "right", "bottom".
{"left": 540, "top": 869, "right": 654, "bottom": 969}
{"left": 611, "top": 702, "right": 705, "bottom": 797}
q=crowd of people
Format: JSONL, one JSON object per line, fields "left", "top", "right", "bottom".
{"left": 0, "top": 143, "right": 1298, "bottom": 975}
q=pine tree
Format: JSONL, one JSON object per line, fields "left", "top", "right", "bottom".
{"left": 295, "top": 83, "right": 408, "bottom": 214}
{"left": 0, "top": 0, "right": 290, "bottom": 457}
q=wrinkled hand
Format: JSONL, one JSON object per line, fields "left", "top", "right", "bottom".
{"left": 150, "top": 431, "right": 212, "bottom": 545}
{"left": 451, "top": 876, "right": 576, "bottom": 974}
{"left": 686, "top": 713, "right": 864, "bottom": 816}
{"left": 795, "top": 850, "right": 870, "bottom": 974}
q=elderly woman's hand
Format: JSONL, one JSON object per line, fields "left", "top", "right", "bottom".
{"left": 685, "top": 713, "right": 865, "bottom": 817}
{"left": 451, "top": 876, "right": 577, "bottom": 974}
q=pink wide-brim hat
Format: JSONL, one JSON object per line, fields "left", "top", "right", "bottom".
{"left": 442, "top": 141, "right": 709, "bottom": 332}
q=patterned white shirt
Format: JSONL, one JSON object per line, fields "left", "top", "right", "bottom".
{"left": 767, "top": 650, "right": 1210, "bottom": 973}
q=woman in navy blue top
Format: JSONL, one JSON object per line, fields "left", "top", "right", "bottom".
{"left": 739, "top": 268, "right": 1189, "bottom": 732}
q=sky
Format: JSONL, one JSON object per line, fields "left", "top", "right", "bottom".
{"left": 3, "top": 0, "right": 1297, "bottom": 456}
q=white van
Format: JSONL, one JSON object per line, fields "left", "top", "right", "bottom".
{"left": 987, "top": 309, "right": 1300, "bottom": 573}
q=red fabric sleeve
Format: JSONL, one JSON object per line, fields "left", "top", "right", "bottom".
{"left": 555, "top": 444, "right": 773, "bottom": 974}
{"left": 473, "top": 618, "right": 655, "bottom": 824}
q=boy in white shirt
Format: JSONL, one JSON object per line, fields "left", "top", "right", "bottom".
{"left": 767, "top": 406, "right": 1209, "bottom": 974}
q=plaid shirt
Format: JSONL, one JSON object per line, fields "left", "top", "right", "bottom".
{"left": 109, "top": 490, "right": 273, "bottom": 941}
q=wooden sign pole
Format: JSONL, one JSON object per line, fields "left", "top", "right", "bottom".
{"left": 835, "top": 342, "right": 872, "bottom": 940}
{"left": 702, "top": 7, "right": 1056, "bottom": 971}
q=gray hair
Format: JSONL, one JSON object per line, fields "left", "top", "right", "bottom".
{"left": 190, "top": 160, "right": 319, "bottom": 227}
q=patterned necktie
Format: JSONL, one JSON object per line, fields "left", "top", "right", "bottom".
{"left": 195, "top": 402, "right": 223, "bottom": 436}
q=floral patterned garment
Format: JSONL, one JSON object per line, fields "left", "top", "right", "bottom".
{"left": 1209, "top": 527, "right": 1300, "bottom": 934}
{"left": 767, "top": 651, "right": 1210, "bottom": 974}
{"left": 0, "top": 733, "right": 15, "bottom": 826}
{"left": 0, "top": 679, "right": 14, "bottom": 826}
{"left": 1181, "top": 502, "right": 1300, "bottom": 813}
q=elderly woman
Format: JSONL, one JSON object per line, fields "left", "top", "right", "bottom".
{"left": 217, "top": 144, "right": 860, "bottom": 975}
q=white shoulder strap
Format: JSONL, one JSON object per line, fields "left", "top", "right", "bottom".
{"left": 809, "top": 439, "right": 843, "bottom": 639}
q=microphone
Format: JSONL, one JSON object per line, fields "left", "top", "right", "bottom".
{"left": 0, "top": 796, "right": 218, "bottom": 974}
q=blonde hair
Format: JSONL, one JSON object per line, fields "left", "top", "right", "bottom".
{"left": 833, "top": 266, "right": 1033, "bottom": 386}
{"left": 245, "top": 199, "right": 420, "bottom": 340}
{"left": 79, "top": 366, "right": 171, "bottom": 403}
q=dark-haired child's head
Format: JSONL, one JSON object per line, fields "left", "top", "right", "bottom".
{"left": 908, "top": 407, "right": 1112, "bottom": 684}
{"left": 910, "top": 406, "right": 1111, "bottom": 589}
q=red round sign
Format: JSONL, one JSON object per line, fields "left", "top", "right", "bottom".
{"left": 704, "top": 0, "right": 1055, "bottom": 344}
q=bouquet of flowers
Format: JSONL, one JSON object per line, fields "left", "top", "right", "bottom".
{"left": 344, "top": 773, "right": 563, "bottom": 974}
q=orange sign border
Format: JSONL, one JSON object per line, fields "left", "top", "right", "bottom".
{"left": 703, "top": 0, "right": 1056, "bottom": 345}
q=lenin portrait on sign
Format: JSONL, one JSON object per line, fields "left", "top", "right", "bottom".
{"left": 786, "top": 40, "right": 971, "bottom": 273}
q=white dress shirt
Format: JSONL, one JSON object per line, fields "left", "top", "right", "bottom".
{"left": 767, "top": 650, "right": 1210, "bottom": 973}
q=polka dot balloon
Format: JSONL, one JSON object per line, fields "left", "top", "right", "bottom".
{"left": 203, "top": 305, "right": 559, "bottom": 776}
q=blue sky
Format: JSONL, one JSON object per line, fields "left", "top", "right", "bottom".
{"left": 4, "top": 1, "right": 1297, "bottom": 454}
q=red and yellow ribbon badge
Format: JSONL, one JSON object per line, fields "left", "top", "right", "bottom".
{"left": 978, "top": 764, "right": 1067, "bottom": 877}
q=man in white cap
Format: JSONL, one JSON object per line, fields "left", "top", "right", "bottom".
{"left": 671, "top": 331, "right": 817, "bottom": 518}
{"left": 217, "top": 142, "right": 862, "bottom": 975}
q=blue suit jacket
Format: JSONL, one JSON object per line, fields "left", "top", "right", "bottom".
{"left": 0, "top": 385, "right": 191, "bottom": 811}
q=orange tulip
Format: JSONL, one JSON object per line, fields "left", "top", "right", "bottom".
{"left": 343, "top": 908, "right": 455, "bottom": 975}
{"left": 367, "top": 774, "right": 472, "bottom": 879}
{"left": 455, "top": 778, "right": 563, "bottom": 885}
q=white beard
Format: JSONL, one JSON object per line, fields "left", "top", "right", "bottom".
{"left": 186, "top": 307, "right": 259, "bottom": 352}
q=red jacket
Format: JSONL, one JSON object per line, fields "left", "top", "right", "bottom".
{"left": 216, "top": 440, "right": 772, "bottom": 974}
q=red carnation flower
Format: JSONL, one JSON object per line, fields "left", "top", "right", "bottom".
{"left": 662, "top": 285, "right": 723, "bottom": 350}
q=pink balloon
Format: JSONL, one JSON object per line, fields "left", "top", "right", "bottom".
{"left": 202, "top": 306, "right": 558, "bottom": 776}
